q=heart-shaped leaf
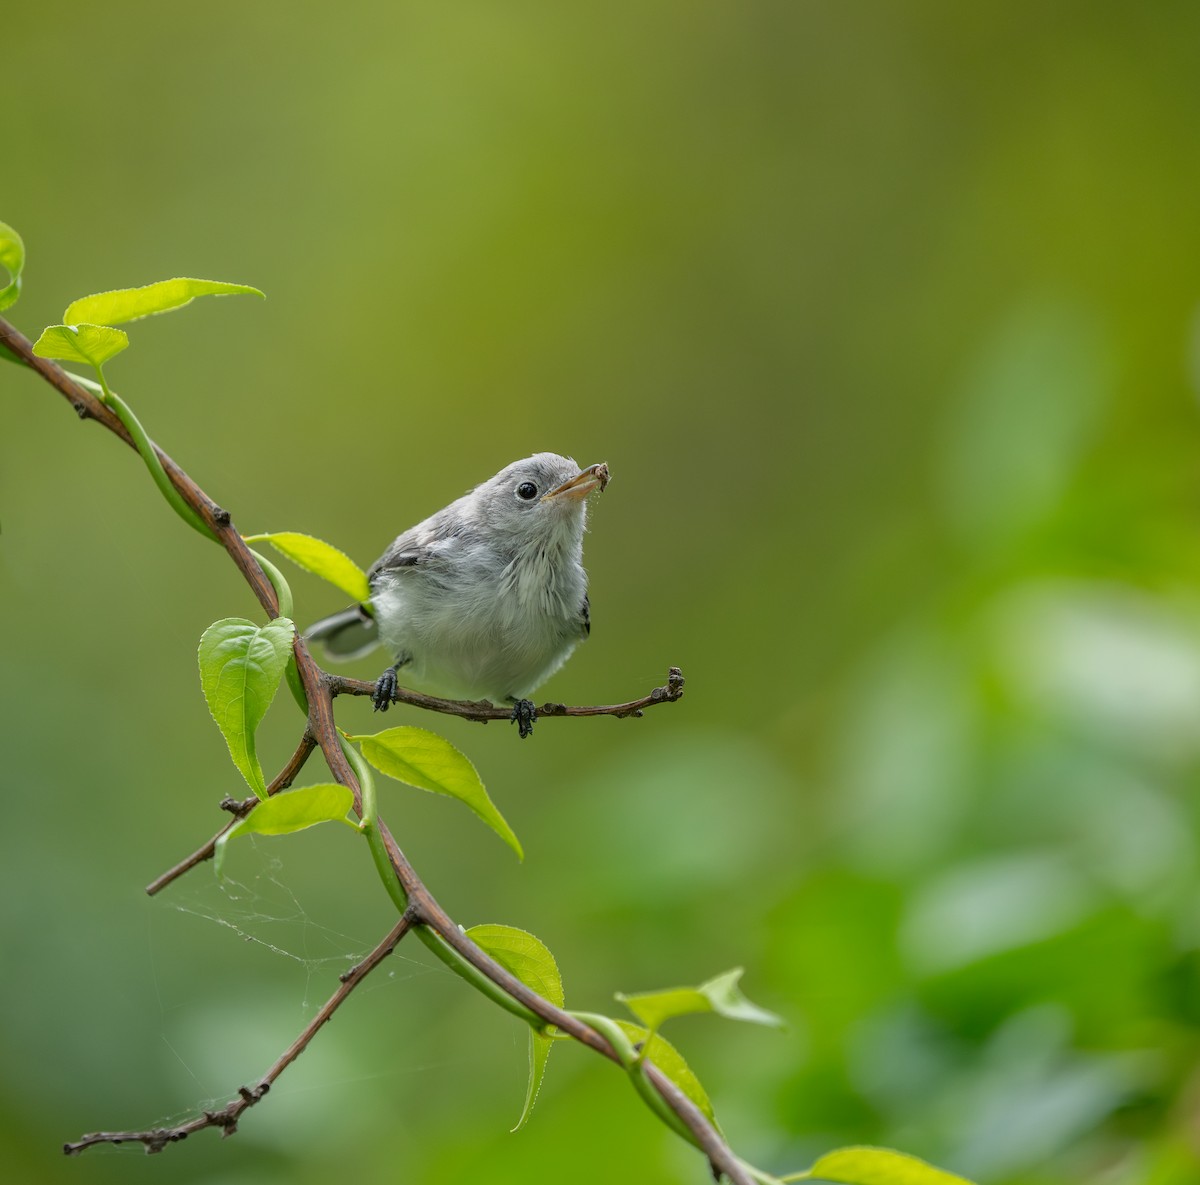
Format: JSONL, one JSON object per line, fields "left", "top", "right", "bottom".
{"left": 198, "top": 617, "right": 295, "bottom": 799}
{"left": 33, "top": 323, "right": 128, "bottom": 368}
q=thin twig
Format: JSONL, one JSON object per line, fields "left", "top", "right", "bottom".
{"left": 147, "top": 665, "right": 684, "bottom": 897}
{"left": 145, "top": 732, "right": 318, "bottom": 896}
{"left": 325, "top": 667, "right": 685, "bottom": 722}
{"left": 63, "top": 909, "right": 417, "bottom": 1155}
{"left": 2, "top": 314, "right": 753, "bottom": 1185}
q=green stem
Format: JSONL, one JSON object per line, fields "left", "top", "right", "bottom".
{"left": 92, "top": 364, "right": 112, "bottom": 402}
{"left": 98, "top": 377, "right": 218, "bottom": 542}
{"left": 249, "top": 548, "right": 294, "bottom": 620}
{"left": 245, "top": 549, "right": 305, "bottom": 713}
{"left": 569, "top": 1012, "right": 699, "bottom": 1148}
{"left": 63, "top": 368, "right": 103, "bottom": 394}
{"left": 413, "top": 924, "right": 543, "bottom": 1028}
{"left": 570, "top": 1011, "right": 638, "bottom": 1062}
{"left": 340, "top": 735, "right": 403, "bottom": 906}
{"left": 341, "top": 737, "right": 542, "bottom": 1027}
{"left": 341, "top": 734, "right": 377, "bottom": 829}
{"left": 283, "top": 657, "right": 308, "bottom": 715}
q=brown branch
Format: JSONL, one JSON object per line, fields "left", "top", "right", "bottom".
{"left": 374, "top": 824, "right": 739, "bottom": 1176}
{"left": 63, "top": 909, "right": 417, "bottom": 1155}
{"left": 325, "top": 667, "right": 685, "bottom": 722}
{"left": 145, "top": 732, "right": 318, "bottom": 896}
{"left": 2, "top": 313, "right": 754, "bottom": 1185}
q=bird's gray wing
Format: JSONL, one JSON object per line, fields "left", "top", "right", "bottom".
{"left": 369, "top": 544, "right": 430, "bottom": 578}
{"left": 579, "top": 593, "right": 591, "bottom": 637}
{"left": 367, "top": 507, "right": 473, "bottom": 581}
{"left": 368, "top": 524, "right": 440, "bottom": 580}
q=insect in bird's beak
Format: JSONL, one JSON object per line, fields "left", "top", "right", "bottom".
{"left": 543, "top": 463, "right": 610, "bottom": 502}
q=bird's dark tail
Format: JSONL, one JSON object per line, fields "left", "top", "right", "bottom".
{"left": 305, "top": 606, "right": 380, "bottom": 661}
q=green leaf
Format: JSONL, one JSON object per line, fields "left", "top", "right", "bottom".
{"left": 214, "top": 783, "right": 356, "bottom": 876}
{"left": 466, "top": 924, "right": 564, "bottom": 1130}
{"left": 32, "top": 323, "right": 128, "bottom": 368}
{"left": 351, "top": 726, "right": 523, "bottom": 859}
{"left": 198, "top": 617, "right": 295, "bottom": 799}
{"left": 617, "top": 967, "right": 784, "bottom": 1036}
{"left": 63, "top": 277, "right": 264, "bottom": 325}
{"left": 614, "top": 1020, "right": 718, "bottom": 1129}
{"left": 244, "top": 532, "right": 371, "bottom": 603}
{"left": 795, "top": 1147, "right": 976, "bottom": 1185}
{"left": 466, "top": 924, "right": 564, "bottom": 1010}
{"left": 0, "top": 221, "right": 25, "bottom": 312}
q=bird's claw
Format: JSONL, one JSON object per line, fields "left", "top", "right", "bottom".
{"left": 509, "top": 699, "right": 537, "bottom": 739}
{"left": 372, "top": 668, "right": 399, "bottom": 712}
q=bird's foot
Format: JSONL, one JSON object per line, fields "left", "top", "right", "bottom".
{"left": 372, "top": 667, "right": 399, "bottom": 712}
{"left": 509, "top": 698, "right": 537, "bottom": 739}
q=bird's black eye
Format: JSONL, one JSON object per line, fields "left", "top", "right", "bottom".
{"left": 516, "top": 481, "right": 538, "bottom": 501}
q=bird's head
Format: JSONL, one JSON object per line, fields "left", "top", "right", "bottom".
{"left": 473, "top": 453, "right": 609, "bottom": 549}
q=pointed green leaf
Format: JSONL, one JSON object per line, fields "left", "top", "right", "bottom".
{"left": 0, "top": 221, "right": 25, "bottom": 312}
{"left": 64, "top": 277, "right": 264, "bottom": 326}
{"left": 244, "top": 532, "right": 371, "bottom": 603}
{"left": 32, "top": 323, "right": 128, "bottom": 368}
{"left": 198, "top": 617, "right": 295, "bottom": 799}
{"left": 614, "top": 1020, "right": 718, "bottom": 1129}
{"left": 796, "top": 1147, "right": 976, "bottom": 1185}
{"left": 214, "top": 783, "right": 356, "bottom": 875}
{"left": 520, "top": 1030, "right": 553, "bottom": 1131}
{"left": 351, "top": 726, "right": 523, "bottom": 859}
{"left": 467, "top": 924, "right": 564, "bottom": 1130}
{"left": 617, "top": 967, "right": 783, "bottom": 1036}
{"left": 698, "top": 967, "right": 784, "bottom": 1026}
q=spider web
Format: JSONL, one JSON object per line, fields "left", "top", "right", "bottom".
{"left": 130, "top": 836, "right": 457, "bottom": 1138}
{"left": 157, "top": 836, "right": 439, "bottom": 993}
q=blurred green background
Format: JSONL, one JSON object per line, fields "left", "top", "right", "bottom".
{"left": 4, "top": 3, "right": 1200, "bottom": 1183}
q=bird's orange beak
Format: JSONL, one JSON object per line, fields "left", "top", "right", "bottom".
{"left": 543, "top": 462, "right": 610, "bottom": 501}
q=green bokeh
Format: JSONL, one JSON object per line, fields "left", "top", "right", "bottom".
{"left": 4, "top": 4, "right": 1200, "bottom": 1183}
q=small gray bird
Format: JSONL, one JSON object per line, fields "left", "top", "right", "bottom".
{"left": 307, "top": 453, "right": 609, "bottom": 737}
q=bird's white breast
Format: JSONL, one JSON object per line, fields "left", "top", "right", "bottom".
{"left": 372, "top": 534, "right": 586, "bottom": 703}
